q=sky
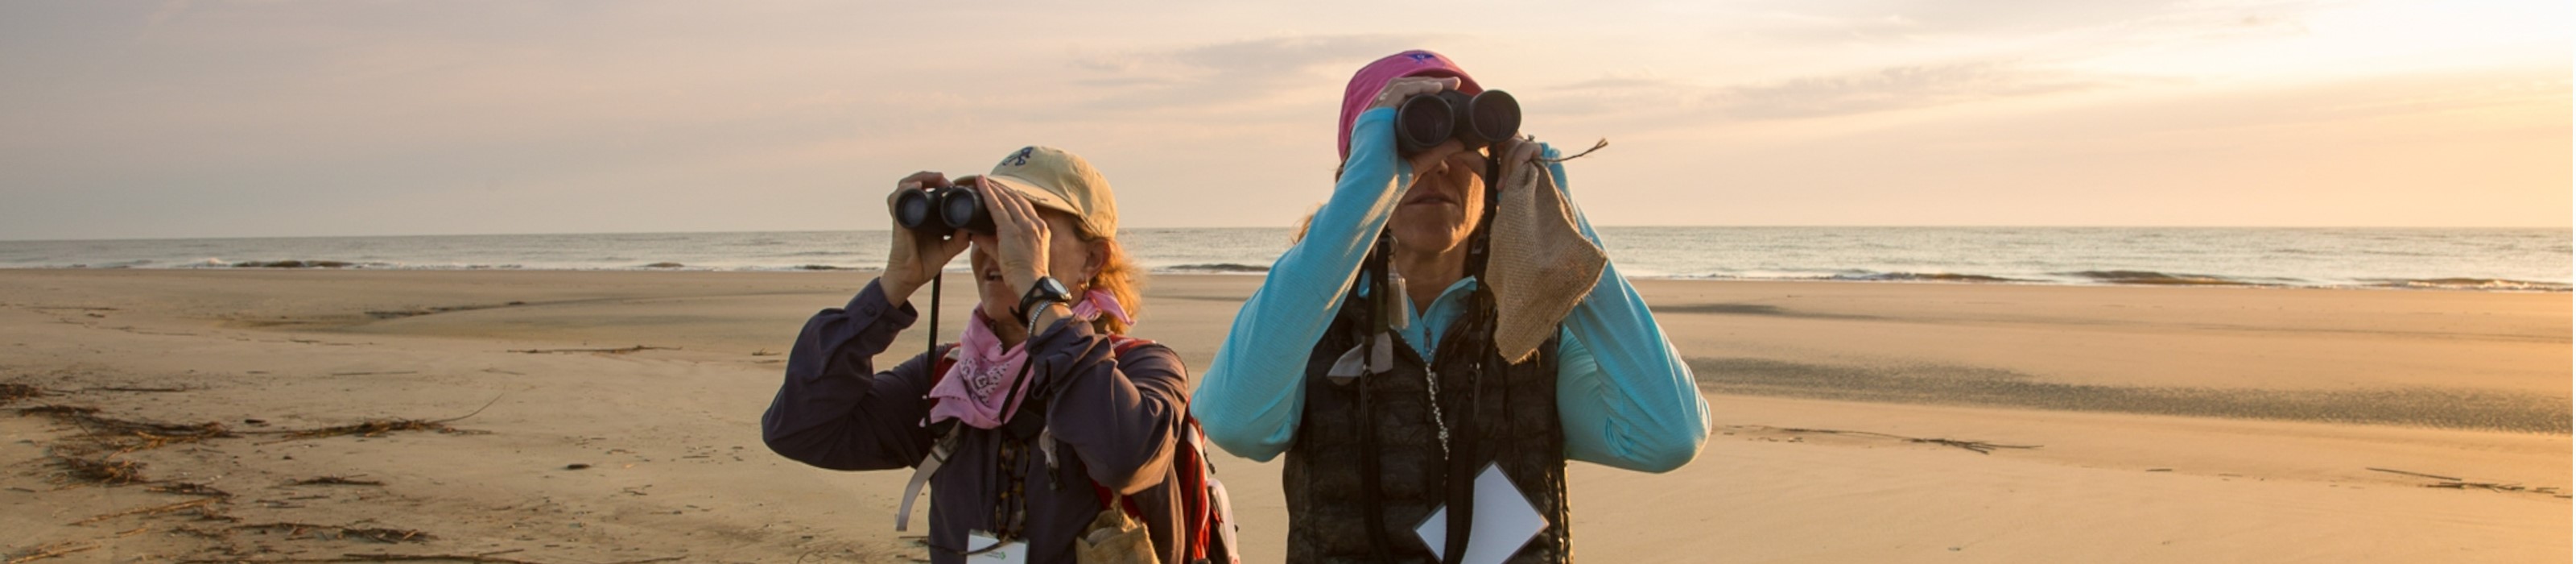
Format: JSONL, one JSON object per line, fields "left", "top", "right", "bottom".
{"left": 0, "top": 0, "right": 2568, "bottom": 240}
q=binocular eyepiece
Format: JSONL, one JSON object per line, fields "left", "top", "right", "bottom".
{"left": 893, "top": 182, "right": 993, "bottom": 238}
{"left": 1394, "top": 89, "right": 1520, "bottom": 155}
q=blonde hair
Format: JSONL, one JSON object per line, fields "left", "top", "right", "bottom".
{"left": 1078, "top": 229, "right": 1146, "bottom": 335}
{"left": 1290, "top": 203, "right": 1323, "bottom": 244}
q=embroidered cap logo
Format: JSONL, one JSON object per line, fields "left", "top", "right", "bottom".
{"left": 1001, "top": 147, "right": 1034, "bottom": 168}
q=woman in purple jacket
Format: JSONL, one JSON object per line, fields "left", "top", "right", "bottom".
{"left": 762, "top": 146, "right": 1194, "bottom": 563}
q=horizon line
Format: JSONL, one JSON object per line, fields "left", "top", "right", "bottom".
{"left": 2, "top": 224, "right": 2570, "bottom": 243}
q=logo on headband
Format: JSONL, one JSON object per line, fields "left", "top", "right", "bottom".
{"left": 1406, "top": 52, "right": 1438, "bottom": 64}
{"left": 1002, "top": 147, "right": 1034, "bottom": 168}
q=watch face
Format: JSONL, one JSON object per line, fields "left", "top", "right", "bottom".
{"left": 1029, "top": 276, "right": 1073, "bottom": 305}
{"left": 1016, "top": 276, "right": 1076, "bottom": 324}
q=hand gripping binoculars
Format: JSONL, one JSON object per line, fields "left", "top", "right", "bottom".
{"left": 892, "top": 180, "right": 994, "bottom": 238}
{"left": 1393, "top": 89, "right": 1520, "bottom": 155}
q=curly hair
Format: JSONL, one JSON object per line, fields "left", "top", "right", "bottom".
{"left": 1075, "top": 228, "right": 1145, "bottom": 335}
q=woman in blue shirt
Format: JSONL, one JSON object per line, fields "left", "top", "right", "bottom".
{"left": 1191, "top": 51, "right": 1711, "bottom": 563}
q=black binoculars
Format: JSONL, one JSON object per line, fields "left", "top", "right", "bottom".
{"left": 893, "top": 181, "right": 993, "bottom": 238}
{"left": 1394, "top": 89, "right": 1520, "bottom": 155}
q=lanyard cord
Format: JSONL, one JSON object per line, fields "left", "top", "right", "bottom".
{"left": 925, "top": 272, "right": 941, "bottom": 368}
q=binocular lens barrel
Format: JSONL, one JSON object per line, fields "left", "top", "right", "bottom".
{"left": 1395, "top": 95, "right": 1456, "bottom": 154}
{"left": 893, "top": 185, "right": 993, "bottom": 237}
{"left": 893, "top": 189, "right": 949, "bottom": 237}
{"left": 1465, "top": 90, "right": 1519, "bottom": 145}
{"left": 938, "top": 187, "right": 995, "bottom": 234}
{"left": 1393, "top": 89, "right": 1520, "bottom": 155}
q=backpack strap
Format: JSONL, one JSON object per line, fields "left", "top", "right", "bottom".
{"left": 1088, "top": 337, "right": 1239, "bottom": 562}
{"left": 1087, "top": 336, "right": 1241, "bottom": 562}
{"left": 897, "top": 344, "right": 962, "bottom": 532}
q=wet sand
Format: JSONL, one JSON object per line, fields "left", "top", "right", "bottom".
{"left": 1, "top": 269, "right": 2565, "bottom": 562}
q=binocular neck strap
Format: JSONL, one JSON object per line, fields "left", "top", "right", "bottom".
{"left": 1357, "top": 229, "right": 1399, "bottom": 559}
{"left": 1464, "top": 156, "right": 1502, "bottom": 280}
{"left": 926, "top": 274, "right": 942, "bottom": 366}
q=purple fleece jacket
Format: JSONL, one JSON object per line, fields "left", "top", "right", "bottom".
{"left": 762, "top": 280, "right": 1192, "bottom": 564}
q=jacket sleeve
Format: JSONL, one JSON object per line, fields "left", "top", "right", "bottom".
{"left": 1194, "top": 107, "right": 1415, "bottom": 462}
{"left": 762, "top": 279, "right": 939, "bottom": 471}
{"left": 1544, "top": 145, "right": 1714, "bottom": 472}
{"left": 1038, "top": 322, "right": 1193, "bottom": 494}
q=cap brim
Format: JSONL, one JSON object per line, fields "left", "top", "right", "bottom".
{"left": 980, "top": 174, "right": 1082, "bottom": 218}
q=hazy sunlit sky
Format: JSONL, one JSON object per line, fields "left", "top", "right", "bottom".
{"left": 2, "top": 0, "right": 2567, "bottom": 240}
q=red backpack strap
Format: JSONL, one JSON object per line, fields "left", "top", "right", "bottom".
{"left": 925, "top": 343, "right": 960, "bottom": 384}
{"left": 1108, "top": 336, "right": 1224, "bottom": 562}
{"left": 1107, "top": 334, "right": 1156, "bottom": 356}
{"left": 1088, "top": 335, "right": 1227, "bottom": 561}
{"left": 923, "top": 344, "right": 961, "bottom": 393}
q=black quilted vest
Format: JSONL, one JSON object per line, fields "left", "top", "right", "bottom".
{"left": 1282, "top": 274, "right": 1571, "bottom": 564}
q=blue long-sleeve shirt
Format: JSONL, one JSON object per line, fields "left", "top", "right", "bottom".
{"left": 1191, "top": 108, "right": 1711, "bottom": 472}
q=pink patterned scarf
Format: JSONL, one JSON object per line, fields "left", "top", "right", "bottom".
{"left": 925, "top": 288, "right": 1133, "bottom": 429}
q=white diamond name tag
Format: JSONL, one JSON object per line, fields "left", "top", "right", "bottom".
{"left": 1414, "top": 462, "right": 1549, "bottom": 564}
{"left": 963, "top": 532, "right": 1027, "bottom": 564}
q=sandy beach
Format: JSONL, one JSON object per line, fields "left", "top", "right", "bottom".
{"left": 2, "top": 269, "right": 2565, "bottom": 562}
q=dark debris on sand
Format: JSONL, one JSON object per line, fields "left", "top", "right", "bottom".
{"left": 54, "top": 453, "right": 151, "bottom": 485}
{"left": 231, "top": 260, "right": 354, "bottom": 268}
{"left": 2, "top": 382, "right": 44, "bottom": 404}
{"left": 3, "top": 388, "right": 538, "bottom": 562}
{"left": 506, "top": 346, "right": 672, "bottom": 355}
{"left": 151, "top": 482, "right": 237, "bottom": 497}
{"left": 15, "top": 404, "right": 237, "bottom": 451}
{"left": 1691, "top": 357, "right": 2574, "bottom": 433}
{"left": 255, "top": 420, "right": 472, "bottom": 443}
{"left": 287, "top": 475, "right": 385, "bottom": 487}
{"left": 234, "top": 522, "right": 434, "bottom": 544}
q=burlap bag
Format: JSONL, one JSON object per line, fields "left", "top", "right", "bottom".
{"left": 1486, "top": 157, "right": 1607, "bottom": 363}
{"left": 1072, "top": 499, "right": 1159, "bottom": 564}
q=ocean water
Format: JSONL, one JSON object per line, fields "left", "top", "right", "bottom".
{"left": 0, "top": 227, "right": 2564, "bottom": 291}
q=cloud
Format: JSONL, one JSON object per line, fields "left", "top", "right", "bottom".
{"left": 1719, "top": 62, "right": 2105, "bottom": 119}
{"left": 1063, "top": 34, "right": 1434, "bottom": 114}
{"left": 1735, "top": 0, "right": 2314, "bottom": 42}
{"left": 1537, "top": 62, "right": 2110, "bottom": 124}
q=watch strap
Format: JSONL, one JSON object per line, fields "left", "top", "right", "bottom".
{"left": 1013, "top": 276, "right": 1074, "bottom": 325}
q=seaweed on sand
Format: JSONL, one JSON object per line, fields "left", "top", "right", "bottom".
{"left": 14, "top": 404, "right": 235, "bottom": 451}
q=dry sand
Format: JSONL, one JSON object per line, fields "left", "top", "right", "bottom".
{"left": 0, "top": 269, "right": 2564, "bottom": 562}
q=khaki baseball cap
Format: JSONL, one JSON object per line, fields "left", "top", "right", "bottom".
{"left": 978, "top": 146, "right": 1118, "bottom": 238}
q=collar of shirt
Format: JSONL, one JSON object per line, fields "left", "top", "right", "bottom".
{"left": 1357, "top": 274, "right": 1480, "bottom": 360}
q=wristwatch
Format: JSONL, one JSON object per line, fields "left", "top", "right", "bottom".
{"left": 1013, "top": 276, "right": 1075, "bottom": 325}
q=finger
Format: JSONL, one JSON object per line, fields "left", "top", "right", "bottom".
{"left": 897, "top": 171, "right": 950, "bottom": 191}
{"left": 1388, "top": 76, "right": 1456, "bottom": 93}
{"left": 1373, "top": 77, "right": 1461, "bottom": 110}
{"left": 977, "top": 180, "right": 1023, "bottom": 234}
{"left": 997, "top": 185, "right": 1041, "bottom": 225}
{"left": 998, "top": 188, "right": 1046, "bottom": 243}
{"left": 997, "top": 189, "right": 1050, "bottom": 257}
{"left": 892, "top": 171, "right": 950, "bottom": 210}
{"left": 973, "top": 180, "right": 1035, "bottom": 244}
{"left": 1446, "top": 146, "right": 1489, "bottom": 172}
{"left": 1396, "top": 77, "right": 1458, "bottom": 98}
{"left": 1013, "top": 190, "right": 1049, "bottom": 237}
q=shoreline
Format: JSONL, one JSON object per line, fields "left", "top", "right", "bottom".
{"left": 1, "top": 269, "right": 2564, "bottom": 562}
{"left": 5, "top": 266, "right": 2569, "bottom": 293}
